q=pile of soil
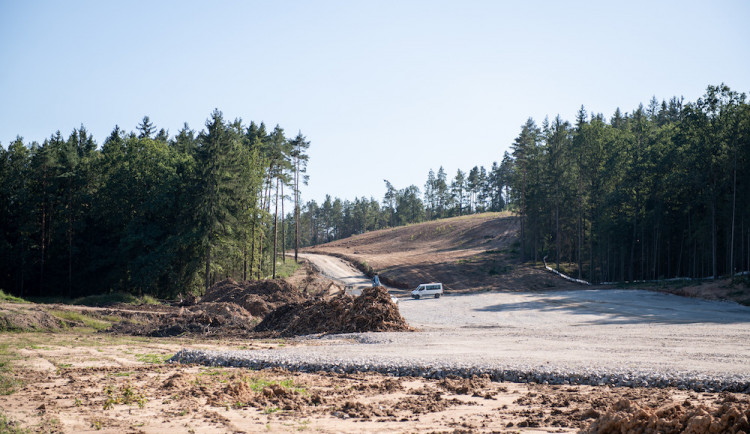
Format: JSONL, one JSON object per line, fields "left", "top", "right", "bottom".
{"left": 0, "top": 304, "right": 64, "bottom": 332}
{"left": 583, "top": 395, "right": 750, "bottom": 433}
{"left": 109, "top": 278, "right": 309, "bottom": 338}
{"left": 200, "top": 278, "right": 307, "bottom": 317}
{"left": 111, "top": 302, "right": 256, "bottom": 337}
{"left": 255, "top": 286, "right": 411, "bottom": 337}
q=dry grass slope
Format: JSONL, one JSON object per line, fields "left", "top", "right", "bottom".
{"left": 306, "top": 212, "right": 580, "bottom": 292}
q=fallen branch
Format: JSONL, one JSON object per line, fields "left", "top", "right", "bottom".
{"left": 542, "top": 256, "right": 590, "bottom": 286}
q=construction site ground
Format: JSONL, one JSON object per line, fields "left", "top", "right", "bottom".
{"left": 1, "top": 213, "right": 750, "bottom": 432}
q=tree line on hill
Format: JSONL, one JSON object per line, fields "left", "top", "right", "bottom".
{"left": 292, "top": 84, "right": 750, "bottom": 283}
{"left": 289, "top": 162, "right": 512, "bottom": 246}
{"left": 2, "top": 84, "right": 747, "bottom": 299}
{"left": 0, "top": 110, "right": 310, "bottom": 299}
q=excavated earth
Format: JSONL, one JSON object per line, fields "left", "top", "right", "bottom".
{"left": 255, "top": 286, "right": 411, "bottom": 337}
{"left": 108, "top": 275, "right": 411, "bottom": 339}
{"left": 2, "top": 214, "right": 750, "bottom": 432}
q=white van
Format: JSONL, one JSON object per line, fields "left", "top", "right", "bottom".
{"left": 411, "top": 283, "right": 443, "bottom": 299}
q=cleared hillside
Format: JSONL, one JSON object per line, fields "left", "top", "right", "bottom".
{"left": 305, "top": 212, "right": 579, "bottom": 292}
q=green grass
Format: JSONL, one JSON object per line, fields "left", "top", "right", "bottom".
{"left": 0, "top": 411, "right": 29, "bottom": 433}
{"left": 245, "top": 377, "right": 305, "bottom": 394}
{"left": 73, "top": 292, "right": 161, "bottom": 307}
{"left": 135, "top": 353, "right": 171, "bottom": 364}
{"left": 0, "top": 290, "right": 28, "bottom": 304}
{"left": 29, "top": 292, "right": 162, "bottom": 307}
{"left": 103, "top": 383, "right": 147, "bottom": 410}
{"left": 47, "top": 310, "right": 113, "bottom": 331}
{"left": 264, "top": 261, "right": 300, "bottom": 279}
{"left": 488, "top": 264, "right": 513, "bottom": 276}
{"left": 0, "top": 344, "right": 22, "bottom": 396}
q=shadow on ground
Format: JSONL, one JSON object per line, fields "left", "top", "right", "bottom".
{"left": 473, "top": 289, "right": 750, "bottom": 325}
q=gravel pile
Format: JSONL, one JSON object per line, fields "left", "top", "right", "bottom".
{"left": 169, "top": 348, "right": 750, "bottom": 394}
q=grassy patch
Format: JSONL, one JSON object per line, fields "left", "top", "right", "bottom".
{"left": 266, "top": 261, "right": 300, "bottom": 279}
{"left": 73, "top": 292, "right": 161, "bottom": 307}
{"left": 135, "top": 353, "right": 171, "bottom": 364}
{"left": 0, "top": 290, "right": 28, "bottom": 304}
{"left": 245, "top": 377, "right": 305, "bottom": 394}
{"left": 103, "top": 383, "right": 147, "bottom": 409}
{"left": 0, "top": 343, "right": 22, "bottom": 395}
{"left": 0, "top": 365, "right": 21, "bottom": 396}
{"left": 29, "top": 292, "right": 162, "bottom": 307}
{"left": 488, "top": 264, "right": 513, "bottom": 276}
{"left": 47, "top": 310, "right": 112, "bottom": 331}
{"left": 0, "top": 411, "right": 29, "bottom": 433}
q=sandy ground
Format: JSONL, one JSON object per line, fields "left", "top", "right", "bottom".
{"left": 1, "top": 331, "right": 747, "bottom": 433}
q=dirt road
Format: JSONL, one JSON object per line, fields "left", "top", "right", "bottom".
{"left": 299, "top": 253, "right": 376, "bottom": 295}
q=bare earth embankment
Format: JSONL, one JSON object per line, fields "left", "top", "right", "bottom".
{"left": 305, "top": 212, "right": 582, "bottom": 292}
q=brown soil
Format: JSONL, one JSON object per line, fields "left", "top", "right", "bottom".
{"left": 109, "top": 301, "right": 259, "bottom": 338}
{"left": 305, "top": 212, "right": 582, "bottom": 292}
{"left": 643, "top": 277, "right": 750, "bottom": 307}
{"left": 107, "top": 265, "right": 339, "bottom": 338}
{"left": 200, "top": 278, "right": 309, "bottom": 317}
{"left": 1, "top": 331, "right": 747, "bottom": 433}
{"left": 583, "top": 394, "right": 750, "bottom": 433}
{"left": 0, "top": 303, "right": 65, "bottom": 331}
{"left": 255, "top": 286, "right": 412, "bottom": 337}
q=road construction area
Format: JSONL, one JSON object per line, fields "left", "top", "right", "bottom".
{"left": 4, "top": 253, "right": 750, "bottom": 432}
{"left": 255, "top": 254, "right": 750, "bottom": 386}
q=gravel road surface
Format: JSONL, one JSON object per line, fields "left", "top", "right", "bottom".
{"left": 175, "top": 254, "right": 750, "bottom": 391}
{"left": 299, "top": 252, "right": 376, "bottom": 295}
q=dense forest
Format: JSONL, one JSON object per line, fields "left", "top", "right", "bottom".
{"left": 0, "top": 110, "right": 310, "bottom": 299}
{"left": 293, "top": 84, "right": 750, "bottom": 283}
{"left": 2, "top": 84, "right": 748, "bottom": 299}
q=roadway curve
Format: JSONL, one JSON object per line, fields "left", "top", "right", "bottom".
{"left": 298, "top": 253, "right": 381, "bottom": 295}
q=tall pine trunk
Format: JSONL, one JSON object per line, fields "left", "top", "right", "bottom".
{"left": 272, "top": 177, "right": 279, "bottom": 279}
{"left": 67, "top": 179, "right": 73, "bottom": 298}
{"left": 520, "top": 168, "right": 526, "bottom": 262}
{"left": 712, "top": 199, "right": 717, "bottom": 279}
{"left": 281, "top": 182, "right": 286, "bottom": 264}
{"left": 730, "top": 153, "right": 737, "bottom": 275}
{"left": 294, "top": 158, "right": 300, "bottom": 263}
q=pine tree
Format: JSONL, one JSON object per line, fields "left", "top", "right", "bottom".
{"left": 137, "top": 116, "right": 156, "bottom": 139}
{"left": 289, "top": 132, "right": 310, "bottom": 263}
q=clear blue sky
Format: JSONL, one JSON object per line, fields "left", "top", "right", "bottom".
{"left": 2, "top": 0, "right": 749, "bottom": 204}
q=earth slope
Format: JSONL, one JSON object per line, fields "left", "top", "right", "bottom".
{"left": 305, "top": 212, "right": 579, "bottom": 292}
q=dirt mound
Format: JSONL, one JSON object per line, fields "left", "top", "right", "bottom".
{"left": 255, "top": 286, "right": 411, "bottom": 337}
{"left": 110, "top": 302, "right": 256, "bottom": 337}
{"left": 438, "top": 375, "right": 495, "bottom": 398}
{"left": 583, "top": 396, "right": 750, "bottom": 433}
{"left": 201, "top": 278, "right": 307, "bottom": 317}
{"left": 207, "top": 373, "right": 322, "bottom": 412}
{"left": 0, "top": 304, "right": 64, "bottom": 331}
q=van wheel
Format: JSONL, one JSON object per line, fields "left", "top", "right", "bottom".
{"left": 414, "top": 294, "right": 420, "bottom": 300}
{"left": 435, "top": 294, "right": 440, "bottom": 298}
